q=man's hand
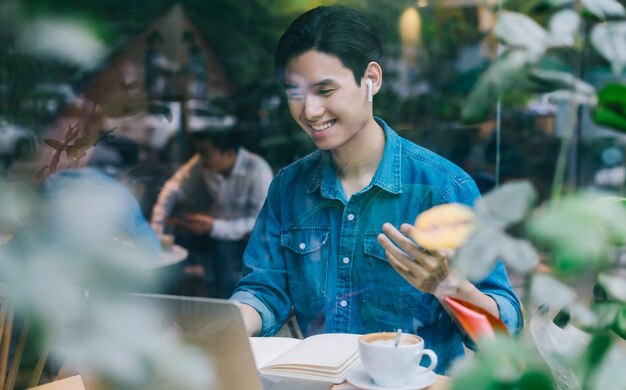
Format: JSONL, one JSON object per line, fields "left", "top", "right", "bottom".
{"left": 377, "top": 222, "right": 454, "bottom": 294}
{"left": 175, "top": 213, "right": 215, "bottom": 235}
{"left": 377, "top": 222, "right": 501, "bottom": 319}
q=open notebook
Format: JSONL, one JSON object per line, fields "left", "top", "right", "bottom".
{"left": 249, "top": 333, "right": 361, "bottom": 384}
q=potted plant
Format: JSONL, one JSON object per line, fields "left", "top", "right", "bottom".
{"left": 441, "top": 0, "right": 626, "bottom": 388}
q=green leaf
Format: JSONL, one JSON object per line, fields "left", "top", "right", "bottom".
{"left": 517, "top": 370, "right": 556, "bottom": 390}
{"left": 597, "top": 274, "right": 626, "bottom": 302}
{"left": 581, "top": 0, "right": 625, "bottom": 20}
{"left": 476, "top": 180, "right": 537, "bottom": 227}
{"left": 584, "top": 332, "right": 612, "bottom": 372}
{"left": 570, "top": 302, "right": 598, "bottom": 329}
{"left": 593, "top": 106, "right": 626, "bottom": 132}
{"left": 612, "top": 305, "right": 626, "bottom": 338}
{"left": 587, "top": 342, "right": 626, "bottom": 389}
{"left": 529, "top": 69, "right": 597, "bottom": 104}
{"left": 454, "top": 226, "right": 501, "bottom": 281}
{"left": 450, "top": 359, "right": 500, "bottom": 390}
{"left": 494, "top": 11, "right": 547, "bottom": 55}
{"left": 530, "top": 273, "right": 577, "bottom": 309}
{"left": 461, "top": 50, "right": 532, "bottom": 123}
{"left": 525, "top": 192, "right": 622, "bottom": 273}
{"left": 596, "top": 82, "right": 626, "bottom": 106}
{"left": 546, "top": 10, "right": 580, "bottom": 47}
{"left": 591, "top": 302, "right": 622, "bottom": 329}
{"left": 498, "top": 236, "right": 539, "bottom": 274}
{"left": 593, "top": 83, "right": 626, "bottom": 132}
{"left": 545, "top": 0, "right": 573, "bottom": 7}
{"left": 590, "top": 22, "right": 626, "bottom": 75}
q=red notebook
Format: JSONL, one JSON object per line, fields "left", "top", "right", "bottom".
{"left": 442, "top": 295, "right": 509, "bottom": 343}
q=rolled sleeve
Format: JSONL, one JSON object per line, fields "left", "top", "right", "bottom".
{"left": 230, "top": 290, "right": 280, "bottom": 336}
{"left": 476, "top": 261, "right": 524, "bottom": 336}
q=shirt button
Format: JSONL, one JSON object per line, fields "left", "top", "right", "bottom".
{"left": 299, "top": 242, "right": 306, "bottom": 250}
{"left": 342, "top": 257, "right": 350, "bottom": 264}
{"left": 340, "top": 300, "right": 348, "bottom": 307}
{"left": 347, "top": 214, "right": 355, "bottom": 221}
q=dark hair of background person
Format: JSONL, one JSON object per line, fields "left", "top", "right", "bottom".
{"left": 191, "top": 129, "right": 243, "bottom": 153}
{"left": 274, "top": 5, "right": 383, "bottom": 85}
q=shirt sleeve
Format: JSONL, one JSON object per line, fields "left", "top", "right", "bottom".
{"left": 230, "top": 173, "right": 293, "bottom": 336}
{"left": 209, "top": 159, "right": 274, "bottom": 241}
{"left": 150, "top": 155, "right": 201, "bottom": 234}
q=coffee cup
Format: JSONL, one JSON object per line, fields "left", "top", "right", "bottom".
{"left": 358, "top": 332, "right": 437, "bottom": 387}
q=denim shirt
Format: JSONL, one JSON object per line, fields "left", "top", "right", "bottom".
{"left": 232, "top": 118, "right": 523, "bottom": 373}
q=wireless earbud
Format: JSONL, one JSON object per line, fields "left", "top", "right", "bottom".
{"left": 367, "top": 79, "right": 373, "bottom": 102}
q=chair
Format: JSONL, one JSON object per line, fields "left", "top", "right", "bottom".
{"left": 0, "top": 287, "right": 50, "bottom": 390}
{"left": 0, "top": 291, "right": 14, "bottom": 389}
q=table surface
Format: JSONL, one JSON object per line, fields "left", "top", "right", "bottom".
{"left": 333, "top": 374, "right": 450, "bottom": 390}
{"left": 28, "top": 375, "right": 86, "bottom": 390}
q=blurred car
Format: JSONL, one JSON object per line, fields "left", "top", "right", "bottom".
{"left": 22, "top": 82, "right": 84, "bottom": 118}
{"left": 186, "top": 99, "right": 237, "bottom": 132}
{"left": 0, "top": 118, "right": 38, "bottom": 167}
{"left": 102, "top": 99, "right": 237, "bottom": 163}
{"left": 144, "top": 100, "right": 236, "bottom": 160}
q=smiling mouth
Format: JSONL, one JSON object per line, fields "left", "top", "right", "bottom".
{"left": 309, "top": 119, "right": 336, "bottom": 132}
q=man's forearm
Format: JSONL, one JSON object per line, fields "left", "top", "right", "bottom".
{"left": 239, "top": 303, "right": 262, "bottom": 336}
{"left": 433, "top": 272, "right": 500, "bottom": 319}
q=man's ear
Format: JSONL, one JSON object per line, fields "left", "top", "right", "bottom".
{"left": 226, "top": 149, "right": 237, "bottom": 159}
{"left": 364, "top": 61, "right": 382, "bottom": 96}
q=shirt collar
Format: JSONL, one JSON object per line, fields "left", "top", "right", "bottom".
{"left": 230, "top": 147, "right": 246, "bottom": 176}
{"left": 306, "top": 117, "right": 403, "bottom": 196}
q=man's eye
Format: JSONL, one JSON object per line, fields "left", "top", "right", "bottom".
{"left": 318, "top": 89, "right": 335, "bottom": 95}
{"left": 286, "top": 91, "right": 304, "bottom": 100}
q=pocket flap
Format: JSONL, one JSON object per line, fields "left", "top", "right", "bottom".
{"left": 281, "top": 226, "right": 330, "bottom": 254}
{"left": 363, "top": 232, "right": 387, "bottom": 262}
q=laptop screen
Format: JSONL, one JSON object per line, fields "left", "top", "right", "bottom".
{"left": 118, "top": 293, "right": 264, "bottom": 390}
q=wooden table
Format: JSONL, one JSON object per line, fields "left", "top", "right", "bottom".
{"left": 333, "top": 374, "right": 450, "bottom": 389}
{"left": 27, "top": 375, "right": 85, "bottom": 390}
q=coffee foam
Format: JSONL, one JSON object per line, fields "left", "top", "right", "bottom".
{"left": 361, "top": 332, "right": 421, "bottom": 346}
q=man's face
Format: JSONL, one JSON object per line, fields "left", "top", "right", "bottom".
{"left": 284, "top": 50, "right": 371, "bottom": 152}
{"left": 196, "top": 141, "right": 229, "bottom": 172}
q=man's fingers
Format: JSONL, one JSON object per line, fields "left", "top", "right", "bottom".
{"left": 385, "top": 249, "right": 411, "bottom": 273}
{"left": 381, "top": 223, "right": 440, "bottom": 271}
{"left": 378, "top": 233, "right": 429, "bottom": 277}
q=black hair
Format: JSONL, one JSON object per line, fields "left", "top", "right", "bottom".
{"left": 191, "top": 130, "right": 242, "bottom": 153}
{"left": 274, "top": 5, "right": 382, "bottom": 85}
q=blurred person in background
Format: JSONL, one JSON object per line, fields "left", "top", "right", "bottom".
{"left": 150, "top": 128, "right": 273, "bottom": 298}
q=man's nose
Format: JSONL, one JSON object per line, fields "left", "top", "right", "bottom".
{"left": 303, "top": 95, "right": 324, "bottom": 121}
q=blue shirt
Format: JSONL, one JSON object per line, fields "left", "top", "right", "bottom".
{"left": 232, "top": 118, "right": 523, "bottom": 373}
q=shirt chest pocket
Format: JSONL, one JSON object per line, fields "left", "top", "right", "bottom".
{"left": 362, "top": 233, "right": 438, "bottom": 329}
{"left": 281, "top": 226, "right": 330, "bottom": 310}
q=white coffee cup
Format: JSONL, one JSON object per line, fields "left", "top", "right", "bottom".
{"left": 358, "top": 332, "right": 438, "bottom": 387}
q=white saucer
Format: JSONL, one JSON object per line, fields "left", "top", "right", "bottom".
{"left": 346, "top": 366, "right": 435, "bottom": 390}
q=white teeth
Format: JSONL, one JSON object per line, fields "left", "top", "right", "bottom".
{"left": 310, "top": 121, "right": 334, "bottom": 131}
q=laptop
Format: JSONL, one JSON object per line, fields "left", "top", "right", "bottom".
{"left": 87, "top": 292, "right": 330, "bottom": 390}
{"left": 116, "top": 293, "right": 264, "bottom": 390}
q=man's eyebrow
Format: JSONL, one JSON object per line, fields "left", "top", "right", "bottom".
{"left": 284, "top": 79, "right": 337, "bottom": 89}
{"left": 312, "top": 79, "right": 337, "bottom": 87}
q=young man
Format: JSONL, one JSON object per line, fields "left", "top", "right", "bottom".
{"left": 231, "top": 6, "right": 522, "bottom": 373}
{"left": 151, "top": 130, "right": 273, "bottom": 297}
